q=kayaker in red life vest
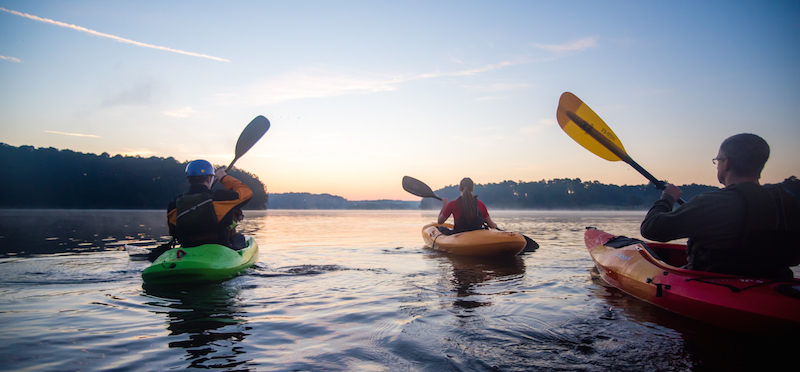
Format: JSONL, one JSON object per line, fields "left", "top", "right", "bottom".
{"left": 640, "top": 133, "right": 800, "bottom": 279}
{"left": 167, "top": 159, "right": 252, "bottom": 250}
{"left": 437, "top": 177, "right": 498, "bottom": 234}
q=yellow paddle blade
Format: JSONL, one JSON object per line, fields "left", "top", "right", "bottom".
{"left": 556, "top": 92, "right": 626, "bottom": 162}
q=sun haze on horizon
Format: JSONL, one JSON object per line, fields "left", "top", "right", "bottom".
{"left": 1, "top": 2, "right": 798, "bottom": 201}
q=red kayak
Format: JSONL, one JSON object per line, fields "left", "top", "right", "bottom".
{"left": 585, "top": 227, "right": 800, "bottom": 333}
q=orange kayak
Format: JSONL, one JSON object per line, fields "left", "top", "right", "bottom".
{"left": 585, "top": 227, "right": 800, "bottom": 333}
{"left": 422, "top": 223, "right": 527, "bottom": 257}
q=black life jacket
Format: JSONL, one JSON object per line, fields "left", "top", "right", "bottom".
{"left": 707, "top": 183, "right": 800, "bottom": 278}
{"left": 453, "top": 196, "right": 487, "bottom": 233}
{"left": 174, "top": 192, "right": 223, "bottom": 247}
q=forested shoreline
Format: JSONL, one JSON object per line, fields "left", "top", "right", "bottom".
{"left": 0, "top": 143, "right": 268, "bottom": 210}
{"left": 2, "top": 143, "right": 797, "bottom": 210}
{"left": 420, "top": 179, "right": 716, "bottom": 210}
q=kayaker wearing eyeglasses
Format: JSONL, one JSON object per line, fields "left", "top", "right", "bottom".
{"left": 640, "top": 133, "right": 800, "bottom": 279}
{"left": 166, "top": 159, "right": 252, "bottom": 251}
{"left": 437, "top": 177, "right": 498, "bottom": 234}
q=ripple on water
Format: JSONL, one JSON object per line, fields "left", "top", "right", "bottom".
{"left": 0, "top": 210, "right": 796, "bottom": 371}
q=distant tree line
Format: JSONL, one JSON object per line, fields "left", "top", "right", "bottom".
{"left": 2, "top": 143, "right": 796, "bottom": 210}
{"left": 0, "top": 143, "right": 268, "bottom": 209}
{"left": 268, "top": 180, "right": 735, "bottom": 211}
{"left": 418, "top": 179, "right": 721, "bottom": 210}
{"left": 267, "top": 193, "right": 418, "bottom": 209}
{"left": 418, "top": 177, "right": 800, "bottom": 210}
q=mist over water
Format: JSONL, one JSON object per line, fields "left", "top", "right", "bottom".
{"left": 0, "top": 210, "right": 795, "bottom": 371}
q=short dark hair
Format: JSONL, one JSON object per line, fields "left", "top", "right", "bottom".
{"left": 187, "top": 175, "right": 212, "bottom": 185}
{"left": 719, "top": 133, "right": 769, "bottom": 178}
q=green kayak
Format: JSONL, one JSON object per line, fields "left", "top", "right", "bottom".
{"left": 142, "top": 236, "right": 259, "bottom": 284}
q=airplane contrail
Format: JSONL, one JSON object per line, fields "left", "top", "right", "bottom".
{"left": 1, "top": 55, "right": 22, "bottom": 62}
{"left": 1, "top": 7, "right": 230, "bottom": 62}
{"left": 45, "top": 130, "right": 100, "bottom": 138}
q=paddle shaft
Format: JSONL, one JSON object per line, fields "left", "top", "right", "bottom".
{"left": 225, "top": 158, "right": 241, "bottom": 174}
{"left": 211, "top": 156, "right": 244, "bottom": 189}
{"left": 566, "top": 111, "right": 685, "bottom": 204}
{"left": 210, "top": 158, "right": 243, "bottom": 188}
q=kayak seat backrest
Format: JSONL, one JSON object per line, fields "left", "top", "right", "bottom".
{"left": 605, "top": 236, "right": 665, "bottom": 262}
{"left": 230, "top": 234, "right": 248, "bottom": 250}
{"left": 774, "top": 284, "right": 800, "bottom": 300}
{"left": 648, "top": 244, "right": 689, "bottom": 268}
{"left": 437, "top": 226, "right": 455, "bottom": 235}
{"left": 604, "top": 235, "right": 643, "bottom": 248}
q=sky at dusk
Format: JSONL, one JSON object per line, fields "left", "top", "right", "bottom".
{"left": 1, "top": 1, "right": 798, "bottom": 201}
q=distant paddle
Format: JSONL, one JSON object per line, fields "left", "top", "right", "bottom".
{"left": 402, "top": 176, "right": 442, "bottom": 200}
{"left": 402, "top": 176, "right": 539, "bottom": 252}
{"left": 556, "top": 92, "right": 684, "bottom": 204}
{"left": 212, "top": 115, "right": 271, "bottom": 188}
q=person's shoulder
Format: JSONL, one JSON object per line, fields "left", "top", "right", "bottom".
{"left": 694, "top": 186, "right": 740, "bottom": 201}
{"left": 167, "top": 195, "right": 180, "bottom": 209}
{"left": 212, "top": 188, "right": 239, "bottom": 201}
{"left": 683, "top": 185, "right": 748, "bottom": 212}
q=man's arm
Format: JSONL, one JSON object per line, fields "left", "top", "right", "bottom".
{"left": 211, "top": 169, "right": 253, "bottom": 220}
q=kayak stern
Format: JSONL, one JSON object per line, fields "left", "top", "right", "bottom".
{"left": 142, "top": 236, "right": 259, "bottom": 284}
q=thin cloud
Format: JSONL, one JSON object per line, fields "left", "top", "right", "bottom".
{"left": 239, "top": 67, "right": 401, "bottom": 105}
{"left": 240, "top": 60, "right": 527, "bottom": 105}
{"left": 519, "top": 118, "right": 557, "bottom": 134}
{"left": 0, "top": 7, "right": 230, "bottom": 62}
{"left": 535, "top": 37, "right": 597, "bottom": 53}
{"left": 437, "top": 61, "right": 515, "bottom": 77}
{"left": 448, "top": 54, "right": 464, "bottom": 64}
{"left": 1, "top": 55, "right": 22, "bottom": 63}
{"left": 474, "top": 96, "right": 506, "bottom": 102}
{"left": 540, "top": 118, "right": 557, "bottom": 126}
{"left": 634, "top": 88, "right": 675, "bottom": 96}
{"left": 462, "top": 82, "right": 532, "bottom": 93}
{"left": 162, "top": 106, "right": 196, "bottom": 118}
{"left": 487, "top": 83, "right": 531, "bottom": 91}
{"left": 45, "top": 130, "right": 100, "bottom": 138}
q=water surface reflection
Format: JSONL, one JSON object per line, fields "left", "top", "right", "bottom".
{"left": 0, "top": 209, "right": 795, "bottom": 371}
{"left": 431, "top": 252, "right": 526, "bottom": 310}
{"left": 144, "top": 283, "right": 254, "bottom": 370}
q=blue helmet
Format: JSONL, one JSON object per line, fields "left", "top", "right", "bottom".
{"left": 185, "top": 160, "right": 214, "bottom": 177}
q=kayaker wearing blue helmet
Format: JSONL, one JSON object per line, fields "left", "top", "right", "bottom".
{"left": 165, "top": 159, "right": 252, "bottom": 251}
{"left": 641, "top": 133, "right": 800, "bottom": 279}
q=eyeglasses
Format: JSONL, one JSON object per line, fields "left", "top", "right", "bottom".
{"left": 712, "top": 157, "right": 726, "bottom": 165}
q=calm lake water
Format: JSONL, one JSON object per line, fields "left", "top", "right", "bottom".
{"left": 0, "top": 209, "right": 796, "bottom": 371}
